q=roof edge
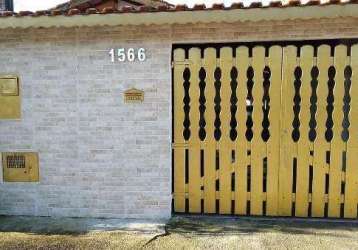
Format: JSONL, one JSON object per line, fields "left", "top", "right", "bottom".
{"left": 0, "top": 4, "right": 357, "bottom": 29}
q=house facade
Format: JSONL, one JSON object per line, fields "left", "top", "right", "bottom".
{"left": 0, "top": 1, "right": 358, "bottom": 219}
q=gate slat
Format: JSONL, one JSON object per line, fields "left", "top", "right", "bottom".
{"left": 345, "top": 44, "right": 358, "bottom": 218}
{"left": 312, "top": 45, "right": 331, "bottom": 217}
{"left": 279, "top": 45, "right": 297, "bottom": 216}
{"left": 235, "top": 46, "right": 249, "bottom": 215}
{"left": 219, "top": 47, "right": 233, "bottom": 214}
{"left": 296, "top": 45, "right": 314, "bottom": 217}
{"left": 203, "top": 48, "right": 217, "bottom": 213}
{"left": 173, "top": 48, "right": 186, "bottom": 212}
{"left": 188, "top": 48, "right": 202, "bottom": 213}
{"left": 329, "top": 45, "right": 347, "bottom": 217}
{"left": 266, "top": 46, "right": 282, "bottom": 216}
{"left": 251, "top": 46, "right": 266, "bottom": 215}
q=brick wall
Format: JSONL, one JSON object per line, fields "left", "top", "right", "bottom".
{"left": 0, "top": 17, "right": 357, "bottom": 219}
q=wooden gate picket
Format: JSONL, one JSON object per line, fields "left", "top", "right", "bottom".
{"left": 279, "top": 45, "right": 296, "bottom": 216}
{"left": 312, "top": 45, "right": 331, "bottom": 217}
{"left": 328, "top": 45, "right": 347, "bottom": 217}
{"left": 218, "top": 47, "right": 234, "bottom": 214}
{"left": 266, "top": 46, "right": 282, "bottom": 216}
{"left": 234, "top": 46, "right": 250, "bottom": 215}
{"left": 250, "top": 46, "right": 266, "bottom": 216}
{"left": 202, "top": 48, "right": 217, "bottom": 214}
{"left": 173, "top": 48, "right": 186, "bottom": 213}
{"left": 345, "top": 44, "right": 358, "bottom": 218}
{"left": 295, "top": 45, "right": 314, "bottom": 217}
{"left": 187, "top": 48, "right": 201, "bottom": 213}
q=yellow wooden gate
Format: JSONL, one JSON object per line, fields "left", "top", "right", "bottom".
{"left": 173, "top": 43, "right": 358, "bottom": 218}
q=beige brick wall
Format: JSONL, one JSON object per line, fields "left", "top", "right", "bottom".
{"left": 0, "top": 17, "right": 357, "bottom": 219}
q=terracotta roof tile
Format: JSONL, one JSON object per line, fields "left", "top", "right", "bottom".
{"left": 192, "top": 4, "right": 206, "bottom": 11}
{"left": 138, "top": 6, "right": 153, "bottom": 12}
{"left": 53, "top": 0, "right": 173, "bottom": 11}
{"left": 1, "top": 0, "right": 357, "bottom": 18}
{"left": 230, "top": 3, "right": 245, "bottom": 9}
{"left": 34, "top": 10, "right": 51, "bottom": 16}
{"left": 101, "top": 6, "right": 116, "bottom": 13}
{"left": 306, "top": 0, "right": 321, "bottom": 6}
{"left": 328, "top": 0, "right": 341, "bottom": 4}
{"left": 287, "top": 0, "right": 301, "bottom": 7}
{"left": 249, "top": 2, "right": 263, "bottom": 8}
{"left": 174, "top": 5, "right": 188, "bottom": 11}
{"left": 18, "top": 11, "right": 34, "bottom": 16}
{"left": 212, "top": 3, "right": 225, "bottom": 10}
{"left": 120, "top": 6, "right": 135, "bottom": 12}
{"left": 157, "top": 5, "right": 169, "bottom": 11}
{"left": 68, "top": 8, "right": 81, "bottom": 15}
{"left": 85, "top": 7, "right": 98, "bottom": 14}
{"left": 50, "top": 9, "right": 63, "bottom": 16}
{"left": 269, "top": 1, "right": 283, "bottom": 7}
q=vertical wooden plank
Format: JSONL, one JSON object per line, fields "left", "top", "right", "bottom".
{"left": 188, "top": 48, "right": 201, "bottom": 213}
{"left": 329, "top": 45, "right": 347, "bottom": 217}
{"left": 279, "top": 45, "right": 297, "bottom": 216}
{"left": 295, "top": 45, "right": 314, "bottom": 217}
{"left": 250, "top": 46, "right": 266, "bottom": 215}
{"left": 312, "top": 45, "right": 331, "bottom": 217}
{"left": 266, "top": 46, "right": 282, "bottom": 216}
{"left": 203, "top": 48, "right": 217, "bottom": 213}
{"left": 173, "top": 49, "right": 186, "bottom": 212}
{"left": 345, "top": 44, "right": 358, "bottom": 218}
{"left": 219, "top": 47, "right": 233, "bottom": 214}
{"left": 235, "top": 46, "right": 249, "bottom": 215}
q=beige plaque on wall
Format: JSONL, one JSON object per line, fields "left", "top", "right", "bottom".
{"left": 124, "top": 88, "right": 144, "bottom": 103}
{"left": 0, "top": 75, "right": 21, "bottom": 119}
{"left": 2, "top": 152, "right": 39, "bottom": 182}
{"left": 0, "top": 76, "right": 19, "bottom": 96}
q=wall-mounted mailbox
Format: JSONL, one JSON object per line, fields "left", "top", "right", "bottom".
{"left": 0, "top": 75, "right": 21, "bottom": 119}
{"left": 2, "top": 152, "right": 39, "bottom": 182}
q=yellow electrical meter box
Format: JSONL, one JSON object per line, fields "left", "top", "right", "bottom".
{"left": 2, "top": 152, "right": 39, "bottom": 182}
{"left": 0, "top": 75, "right": 21, "bottom": 119}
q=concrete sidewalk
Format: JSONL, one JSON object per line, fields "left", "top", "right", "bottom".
{"left": 0, "top": 215, "right": 167, "bottom": 234}
{"left": 1, "top": 215, "right": 358, "bottom": 249}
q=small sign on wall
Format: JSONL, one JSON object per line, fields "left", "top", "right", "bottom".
{"left": 0, "top": 76, "right": 19, "bottom": 96}
{"left": 0, "top": 75, "right": 21, "bottom": 119}
{"left": 124, "top": 88, "right": 144, "bottom": 103}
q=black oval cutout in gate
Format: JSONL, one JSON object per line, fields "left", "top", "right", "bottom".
{"left": 246, "top": 66, "right": 254, "bottom": 141}
{"left": 325, "top": 66, "right": 336, "bottom": 142}
{"left": 292, "top": 67, "right": 302, "bottom": 142}
{"left": 230, "top": 67, "right": 238, "bottom": 141}
{"left": 342, "top": 66, "right": 352, "bottom": 142}
{"left": 199, "top": 67, "right": 207, "bottom": 141}
{"left": 262, "top": 66, "right": 271, "bottom": 142}
{"left": 214, "top": 67, "right": 222, "bottom": 141}
{"left": 183, "top": 68, "right": 191, "bottom": 140}
{"left": 309, "top": 66, "right": 319, "bottom": 142}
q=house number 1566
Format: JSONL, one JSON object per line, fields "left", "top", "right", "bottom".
{"left": 109, "top": 48, "right": 146, "bottom": 62}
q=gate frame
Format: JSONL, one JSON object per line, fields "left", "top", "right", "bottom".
{"left": 171, "top": 38, "right": 358, "bottom": 218}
